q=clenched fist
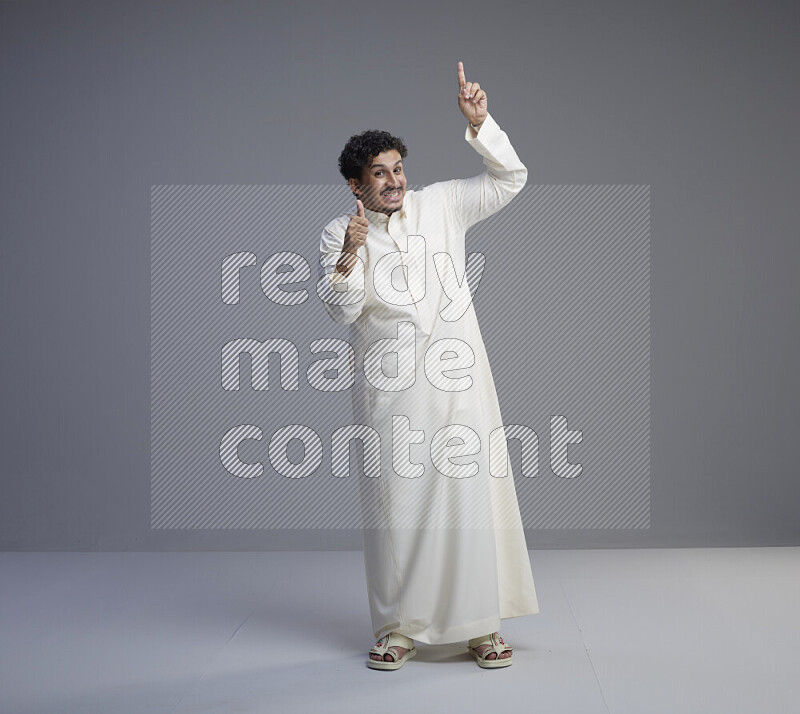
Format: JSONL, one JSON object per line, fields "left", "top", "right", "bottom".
{"left": 337, "top": 199, "right": 368, "bottom": 276}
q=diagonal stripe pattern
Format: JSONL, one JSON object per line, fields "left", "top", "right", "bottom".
{"left": 151, "top": 184, "right": 650, "bottom": 529}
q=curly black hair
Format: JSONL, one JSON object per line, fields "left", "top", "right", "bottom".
{"left": 338, "top": 130, "right": 408, "bottom": 182}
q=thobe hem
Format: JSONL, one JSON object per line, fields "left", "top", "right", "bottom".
{"left": 499, "top": 593, "right": 540, "bottom": 620}
{"left": 376, "top": 594, "right": 540, "bottom": 646}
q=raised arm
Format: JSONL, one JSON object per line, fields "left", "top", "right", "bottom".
{"left": 452, "top": 61, "right": 528, "bottom": 231}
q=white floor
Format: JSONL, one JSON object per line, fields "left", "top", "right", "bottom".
{"left": 0, "top": 547, "right": 797, "bottom": 713}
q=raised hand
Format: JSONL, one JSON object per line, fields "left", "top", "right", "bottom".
{"left": 338, "top": 199, "right": 368, "bottom": 275}
{"left": 457, "top": 61, "right": 488, "bottom": 128}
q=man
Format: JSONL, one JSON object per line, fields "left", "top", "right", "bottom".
{"left": 318, "top": 62, "right": 539, "bottom": 670}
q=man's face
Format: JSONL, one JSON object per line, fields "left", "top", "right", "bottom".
{"left": 349, "top": 149, "right": 407, "bottom": 215}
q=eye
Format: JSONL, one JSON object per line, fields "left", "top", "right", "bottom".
{"left": 394, "top": 167, "right": 402, "bottom": 173}
{"left": 375, "top": 171, "right": 383, "bottom": 176}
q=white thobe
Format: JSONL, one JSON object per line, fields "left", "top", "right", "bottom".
{"left": 318, "top": 113, "right": 539, "bottom": 645}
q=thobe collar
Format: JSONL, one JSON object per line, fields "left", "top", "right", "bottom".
{"left": 362, "top": 194, "right": 411, "bottom": 226}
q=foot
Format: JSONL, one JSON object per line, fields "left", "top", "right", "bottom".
{"left": 369, "top": 634, "right": 411, "bottom": 662}
{"left": 367, "top": 632, "right": 417, "bottom": 670}
{"left": 473, "top": 634, "right": 511, "bottom": 661}
{"left": 468, "top": 632, "right": 513, "bottom": 667}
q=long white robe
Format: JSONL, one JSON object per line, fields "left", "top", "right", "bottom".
{"left": 318, "top": 113, "right": 539, "bottom": 644}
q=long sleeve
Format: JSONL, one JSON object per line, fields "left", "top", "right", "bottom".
{"left": 450, "top": 112, "right": 528, "bottom": 231}
{"left": 317, "top": 222, "right": 366, "bottom": 325}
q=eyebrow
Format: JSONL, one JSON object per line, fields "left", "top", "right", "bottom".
{"left": 369, "top": 159, "right": 403, "bottom": 169}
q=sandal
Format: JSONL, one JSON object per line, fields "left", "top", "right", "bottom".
{"left": 468, "top": 632, "right": 513, "bottom": 668}
{"left": 367, "top": 632, "right": 417, "bottom": 670}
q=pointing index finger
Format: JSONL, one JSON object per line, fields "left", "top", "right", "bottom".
{"left": 457, "top": 61, "right": 466, "bottom": 91}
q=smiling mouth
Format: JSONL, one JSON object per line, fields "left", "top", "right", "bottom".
{"left": 381, "top": 188, "right": 402, "bottom": 199}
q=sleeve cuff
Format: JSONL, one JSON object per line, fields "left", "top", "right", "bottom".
{"left": 464, "top": 112, "right": 499, "bottom": 146}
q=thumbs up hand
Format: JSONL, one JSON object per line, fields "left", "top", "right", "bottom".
{"left": 346, "top": 199, "right": 368, "bottom": 249}
{"left": 457, "top": 61, "right": 487, "bottom": 129}
{"left": 338, "top": 199, "right": 369, "bottom": 276}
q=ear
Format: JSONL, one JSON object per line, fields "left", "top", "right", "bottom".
{"left": 348, "top": 177, "right": 362, "bottom": 196}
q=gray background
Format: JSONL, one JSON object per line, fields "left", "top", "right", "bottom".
{"left": 149, "top": 185, "right": 650, "bottom": 530}
{"left": 1, "top": 0, "right": 797, "bottom": 550}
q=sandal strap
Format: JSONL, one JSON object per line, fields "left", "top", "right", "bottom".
{"left": 370, "top": 635, "right": 390, "bottom": 656}
{"left": 469, "top": 632, "right": 512, "bottom": 659}
{"left": 370, "top": 632, "right": 414, "bottom": 659}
